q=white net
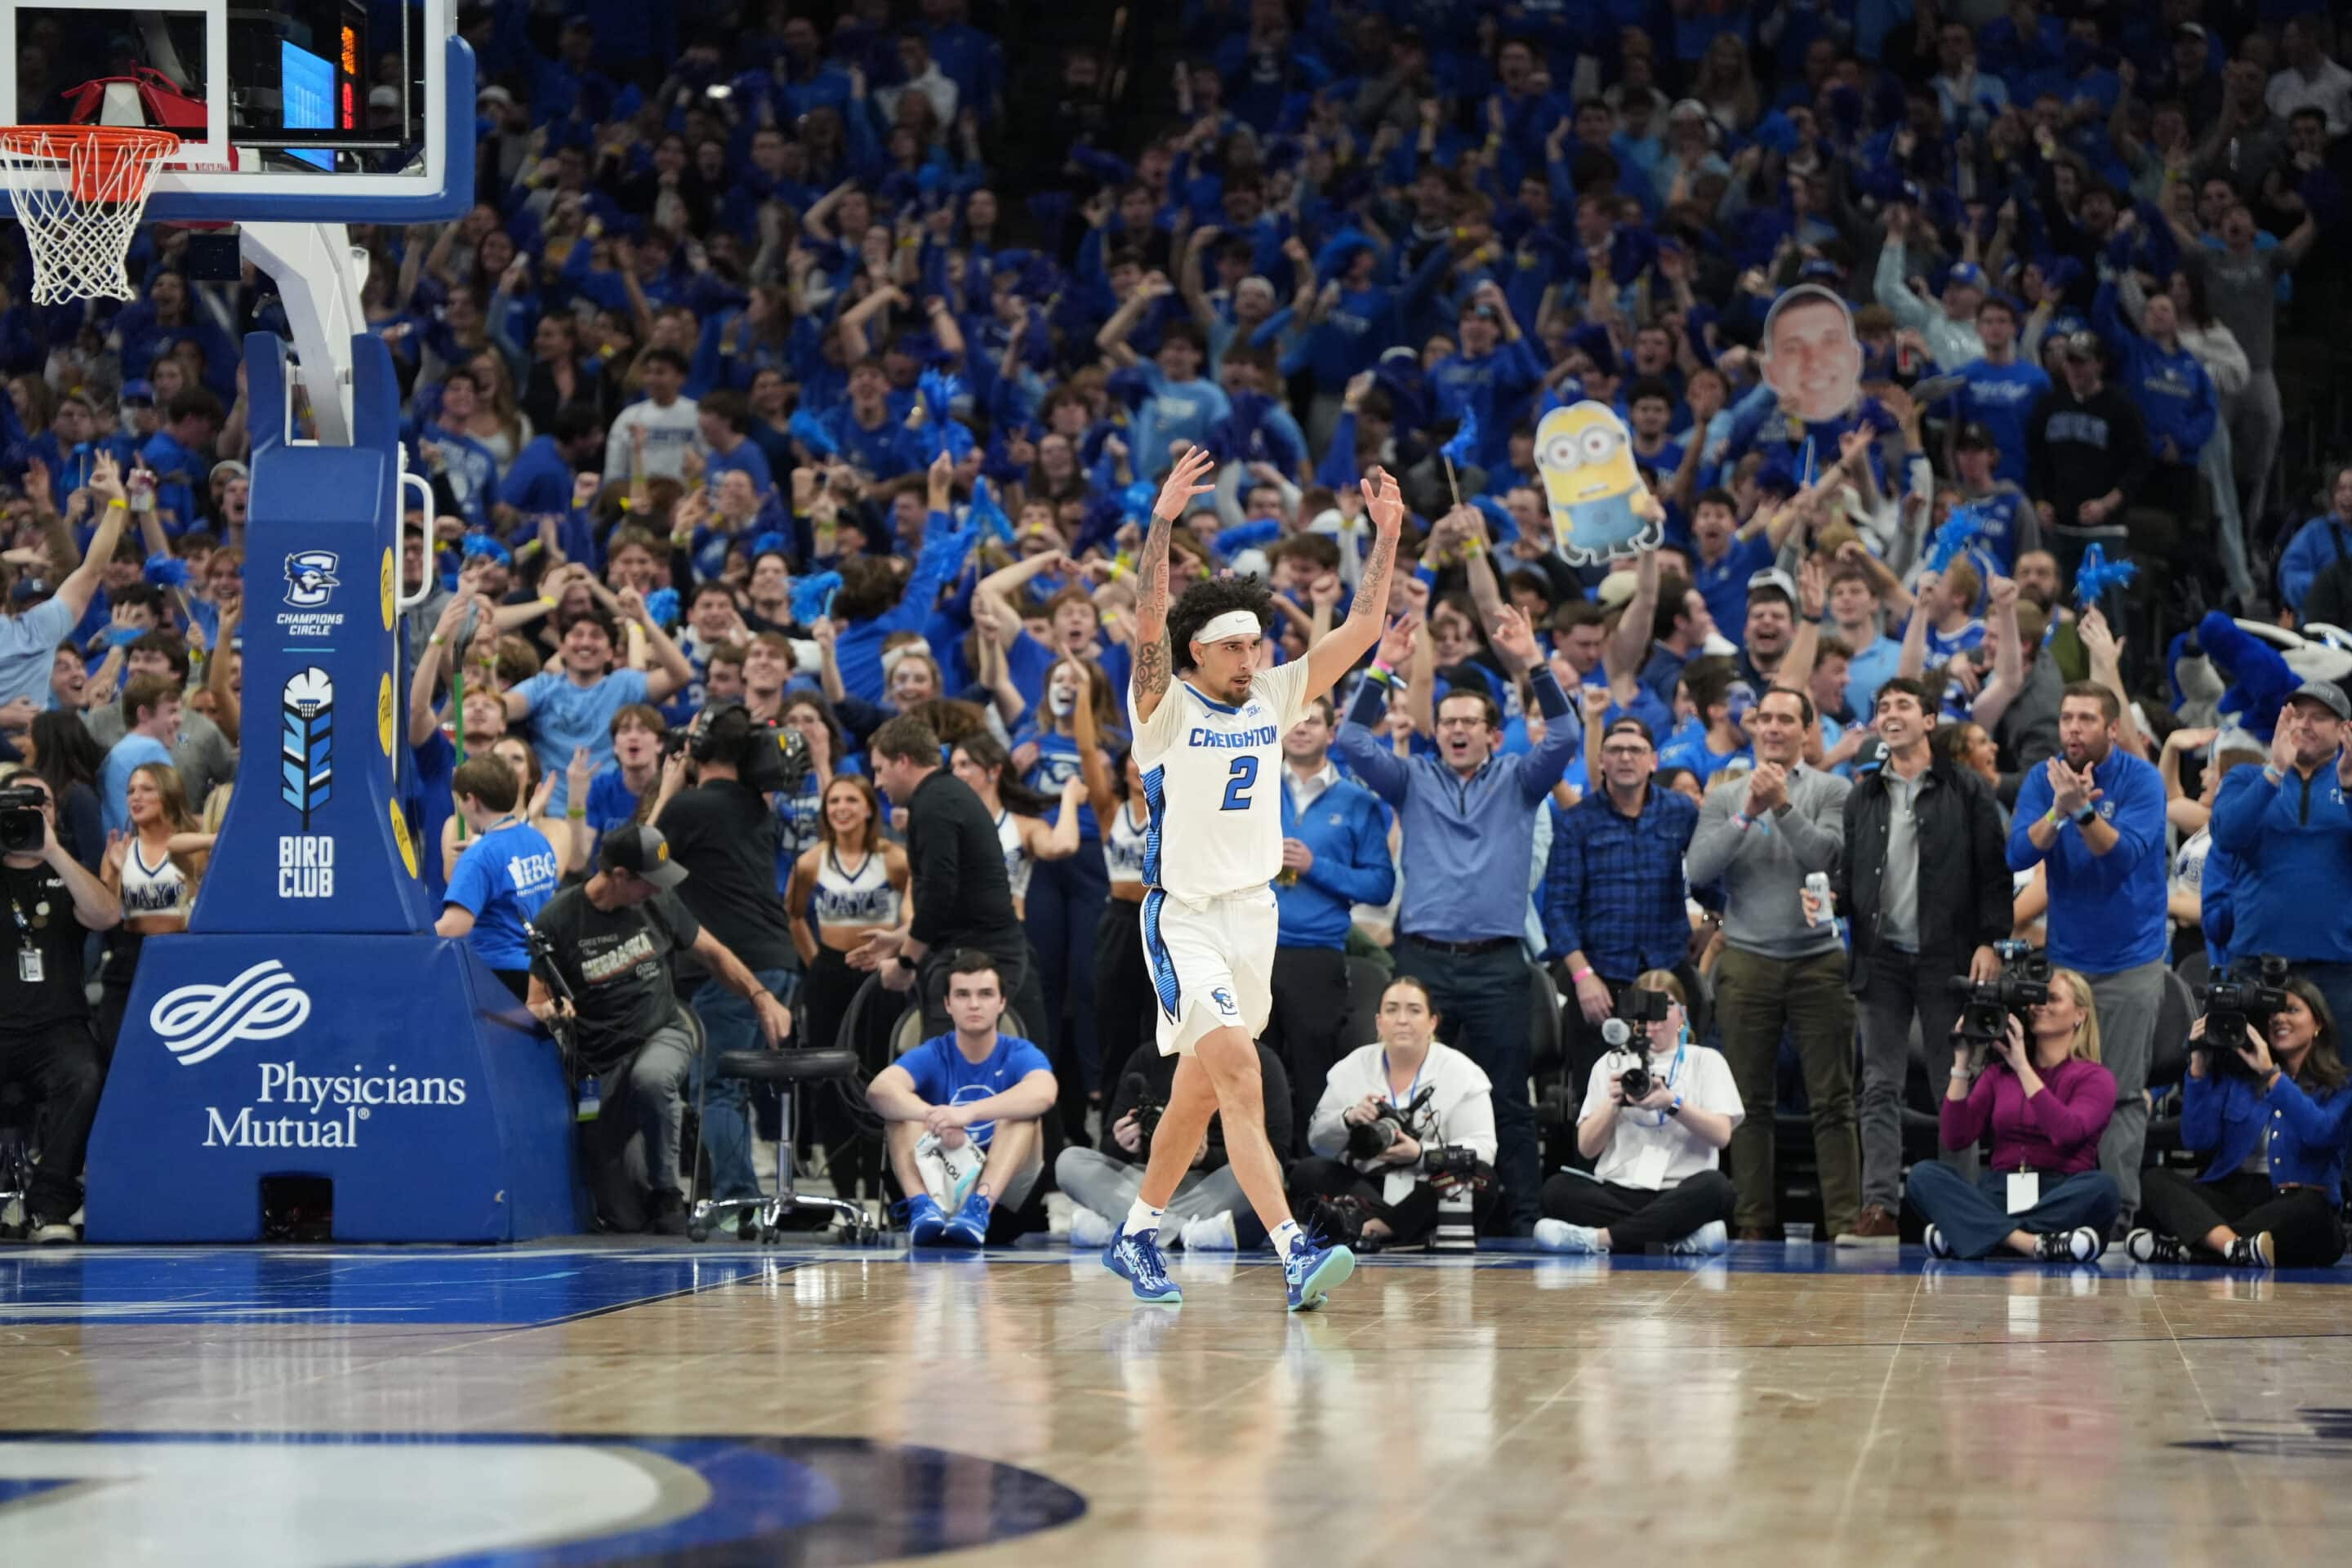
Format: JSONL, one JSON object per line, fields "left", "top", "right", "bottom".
{"left": 0, "top": 127, "right": 180, "bottom": 305}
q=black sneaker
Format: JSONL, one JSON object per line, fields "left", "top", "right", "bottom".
{"left": 2224, "top": 1232, "right": 2275, "bottom": 1268}
{"left": 2034, "top": 1227, "right": 2100, "bottom": 1263}
{"left": 2126, "top": 1228, "right": 2189, "bottom": 1264}
{"left": 648, "top": 1191, "right": 691, "bottom": 1237}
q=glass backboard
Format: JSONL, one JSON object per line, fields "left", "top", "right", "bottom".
{"left": 1, "top": 0, "right": 469, "bottom": 223}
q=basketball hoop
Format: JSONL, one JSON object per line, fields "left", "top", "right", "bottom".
{"left": 0, "top": 126, "right": 181, "bottom": 305}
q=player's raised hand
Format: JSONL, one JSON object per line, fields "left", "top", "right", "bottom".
{"left": 1375, "top": 612, "right": 1420, "bottom": 669}
{"left": 1359, "top": 466, "right": 1405, "bottom": 535}
{"left": 1152, "top": 445, "right": 1216, "bottom": 523}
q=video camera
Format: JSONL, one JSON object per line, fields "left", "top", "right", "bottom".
{"left": 1601, "top": 986, "right": 1673, "bottom": 1098}
{"left": 683, "top": 702, "right": 811, "bottom": 794}
{"left": 1946, "top": 939, "right": 2051, "bottom": 1048}
{"left": 0, "top": 784, "right": 45, "bottom": 854}
{"left": 2196, "top": 954, "right": 2293, "bottom": 1076}
{"left": 1347, "top": 1083, "right": 1437, "bottom": 1163}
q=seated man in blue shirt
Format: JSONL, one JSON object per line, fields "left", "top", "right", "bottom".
{"left": 434, "top": 755, "right": 560, "bottom": 1000}
{"left": 1335, "top": 604, "right": 1578, "bottom": 1232}
{"left": 865, "top": 950, "right": 1058, "bottom": 1247}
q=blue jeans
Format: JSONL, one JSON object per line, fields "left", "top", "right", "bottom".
{"left": 691, "top": 967, "right": 792, "bottom": 1201}
{"left": 1906, "top": 1160, "right": 2120, "bottom": 1260}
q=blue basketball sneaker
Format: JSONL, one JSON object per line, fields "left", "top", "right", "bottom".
{"left": 1102, "top": 1225, "right": 1183, "bottom": 1303}
{"left": 904, "top": 1194, "right": 950, "bottom": 1247}
{"left": 1284, "top": 1228, "right": 1355, "bottom": 1312}
{"left": 940, "top": 1192, "right": 991, "bottom": 1248}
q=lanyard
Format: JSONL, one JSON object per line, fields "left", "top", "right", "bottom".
{"left": 1382, "top": 1049, "right": 1427, "bottom": 1109}
{"left": 4, "top": 867, "right": 46, "bottom": 949}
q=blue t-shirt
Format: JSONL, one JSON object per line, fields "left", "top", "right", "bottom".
{"left": 444, "top": 819, "right": 560, "bottom": 969}
{"left": 895, "top": 1030, "right": 1053, "bottom": 1147}
{"left": 585, "top": 765, "right": 644, "bottom": 844}
{"left": 100, "top": 733, "right": 175, "bottom": 834}
{"left": 1953, "top": 359, "right": 2050, "bottom": 488}
{"left": 1659, "top": 734, "right": 1752, "bottom": 788}
{"left": 511, "top": 668, "right": 651, "bottom": 810}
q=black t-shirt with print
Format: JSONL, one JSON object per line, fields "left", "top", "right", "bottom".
{"left": 0, "top": 858, "right": 92, "bottom": 1029}
{"left": 529, "top": 883, "right": 701, "bottom": 1073}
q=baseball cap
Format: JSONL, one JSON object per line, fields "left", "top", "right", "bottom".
{"left": 2174, "top": 22, "right": 2207, "bottom": 43}
{"left": 1746, "top": 568, "right": 1797, "bottom": 607}
{"left": 2289, "top": 679, "right": 2351, "bottom": 723}
{"left": 1945, "top": 261, "right": 1987, "bottom": 290}
{"left": 599, "top": 823, "right": 689, "bottom": 889}
{"left": 121, "top": 379, "right": 155, "bottom": 403}
{"left": 2061, "top": 330, "right": 2103, "bottom": 360}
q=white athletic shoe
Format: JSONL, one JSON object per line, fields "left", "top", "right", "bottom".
{"left": 1534, "top": 1219, "right": 1608, "bottom": 1254}
{"left": 1068, "top": 1208, "right": 1116, "bottom": 1249}
{"left": 1667, "top": 1220, "right": 1728, "bottom": 1256}
{"left": 1179, "top": 1211, "right": 1238, "bottom": 1251}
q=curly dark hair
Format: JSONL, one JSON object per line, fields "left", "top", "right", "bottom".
{"left": 1166, "top": 577, "right": 1273, "bottom": 673}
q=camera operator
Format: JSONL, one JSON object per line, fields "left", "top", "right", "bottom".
{"left": 0, "top": 767, "right": 121, "bottom": 1243}
{"left": 528, "top": 825, "right": 791, "bottom": 1235}
{"left": 2132, "top": 974, "right": 2352, "bottom": 1268}
{"left": 1056, "top": 1035, "right": 1292, "bottom": 1253}
{"left": 651, "top": 703, "right": 801, "bottom": 1214}
{"left": 1536, "top": 970, "right": 1741, "bottom": 1255}
{"left": 1290, "top": 976, "right": 1499, "bottom": 1251}
{"left": 1909, "top": 969, "right": 2119, "bottom": 1262}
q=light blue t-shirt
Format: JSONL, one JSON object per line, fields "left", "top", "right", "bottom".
{"left": 512, "top": 668, "right": 651, "bottom": 810}
{"left": 443, "top": 818, "right": 560, "bottom": 970}
{"left": 0, "top": 595, "right": 74, "bottom": 708}
{"left": 896, "top": 1031, "right": 1053, "bottom": 1148}
{"left": 100, "top": 733, "right": 175, "bottom": 834}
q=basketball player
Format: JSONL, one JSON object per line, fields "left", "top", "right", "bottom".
{"left": 1103, "top": 445, "right": 1404, "bottom": 1311}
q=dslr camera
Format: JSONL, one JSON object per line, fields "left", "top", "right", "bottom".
{"left": 0, "top": 784, "right": 47, "bottom": 854}
{"left": 1347, "top": 1083, "right": 1437, "bottom": 1162}
{"left": 1946, "top": 939, "right": 2051, "bottom": 1048}
{"left": 1602, "top": 986, "right": 1672, "bottom": 1099}
{"left": 2196, "top": 954, "right": 2292, "bottom": 1076}
{"left": 1118, "top": 1071, "right": 1167, "bottom": 1156}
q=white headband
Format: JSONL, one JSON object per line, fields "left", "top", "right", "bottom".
{"left": 1195, "top": 610, "right": 1262, "bottom": 647}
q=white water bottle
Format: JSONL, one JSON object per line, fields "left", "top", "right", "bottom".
{"left": 1803, "top": 872, "right": 1834, "bottom": 929}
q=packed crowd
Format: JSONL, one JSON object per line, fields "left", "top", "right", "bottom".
{"left": 5, "top": 0, "right": 2352, "bottom": 1262}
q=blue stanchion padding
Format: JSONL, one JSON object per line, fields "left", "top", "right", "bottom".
{"left": 85, "top": 934, "right": 583, "bottom": 1241}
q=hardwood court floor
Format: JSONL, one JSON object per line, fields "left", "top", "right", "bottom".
{"left": 5, "top": 1241, "right": 2352, "bottom": 1566}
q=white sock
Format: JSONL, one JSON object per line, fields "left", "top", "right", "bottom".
{"left": 1271, "top": 1218, "right": 1303, "bottom": 1254}
{"left": 1123, "top": 1200, "right": 1165, "bottom": 1237}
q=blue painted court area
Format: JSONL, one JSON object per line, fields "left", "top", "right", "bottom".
{"left": 0, "top": 1246, "right": 791, "bottom": 1327}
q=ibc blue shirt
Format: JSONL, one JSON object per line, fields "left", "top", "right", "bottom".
{"left": 444, "top": 819, "right": 560, "bottom": 969}
{"left": 2006, "top": 747, "right": 2168, "bottom": 973}
{"left": 896, "top": 1031, "right": 1054, "bottom": 1147}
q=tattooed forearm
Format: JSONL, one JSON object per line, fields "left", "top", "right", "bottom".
{"left": 1348, "top": 528, "right": 1397, "bottom": 626}
{"left": 1135, "top": 513, "right": 1174, "bottom": 623}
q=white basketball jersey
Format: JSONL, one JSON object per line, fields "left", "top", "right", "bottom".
{"left": 1129, "top": 659, "right": 1314, "bottom": 902}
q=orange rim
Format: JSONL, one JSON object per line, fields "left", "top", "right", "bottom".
{"left": 0, "top": 124, "right": 180, "bottom": 203}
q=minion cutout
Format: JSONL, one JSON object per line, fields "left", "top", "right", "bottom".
{"left": 1537, "top": 401, "right": 1661, "bottom": 564}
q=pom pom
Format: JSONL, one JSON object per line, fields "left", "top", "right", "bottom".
{"left": 460, "top": 532, "right": 512, "bottom": 567}
{"left": 1923, "top": 507, "right": 1983, "bottom": 576}
{"left": 643, "top": 586, "right": 679, "bottom": 628}
{"left": 2074, "top": 542, "right": 2139, "bottom": 608}
{"left": 1439, "top": 408, "right": 1480, "bottom": 468}
{"left": 750, "top": 531, "right": 791, "bottom": 562}
{"left": 791, "top": 570, "right": 843, "bottom": 626}
{"left": 142, "top": 552, "right": 190, "bottom": 588}
{"left": 967, "top": 478, "right": 1015, "bottom": 544}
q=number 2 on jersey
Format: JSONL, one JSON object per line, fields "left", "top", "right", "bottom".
{"left": 1219, "top": 755, "right": 1258, "bottom": 812}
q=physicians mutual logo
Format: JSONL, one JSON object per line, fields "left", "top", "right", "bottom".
{"left": 150, "top": 960, "right": 311, "bottom": 1067}
{"left": 278, "top": 550, "right": 346, "bottom": 640}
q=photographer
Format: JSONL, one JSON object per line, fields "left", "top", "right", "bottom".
{"left": 1536, "top": 971, "right": 1742, "bottom": 1256}
{"left": 1290, "top": 976, "right": 1499, "bottom": 1251}
{"left": 0, "top": 767, "right": 121, "bottom": 1243}
{"left": 528, "top": 825, "right": 791, "bottom": 1236}
{"left": 1909, "top": 969, "right": 2119, "bottom": 1263}
{"left": 1056, "top": 1036, "right": 1292, "bottom": 1253}
{"left": 2132, "top": 976, "right": 2352, "bottom": 1268}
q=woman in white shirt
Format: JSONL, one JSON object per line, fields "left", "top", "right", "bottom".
{"left": 1291, "top": 976, "right": 1499, "bottom": 1251}
{"left": 1537, "top": 969, "right": 1743, "bottom": 1255}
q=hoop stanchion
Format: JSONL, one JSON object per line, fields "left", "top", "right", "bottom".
{"left": 0, "top": 125, "right": 180, "bottom": 303}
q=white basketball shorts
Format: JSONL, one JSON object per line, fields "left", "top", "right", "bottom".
{"left": 1141, "top": 885, "right": 1277, "bottom": 1056}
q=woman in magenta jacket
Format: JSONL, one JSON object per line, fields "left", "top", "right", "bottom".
{"left": 1908, "top": 968, "right": 2121, "bottom": 1263}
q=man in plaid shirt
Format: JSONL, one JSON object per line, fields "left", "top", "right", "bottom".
{"left": 1541, "top": 717, "right": 1702, "bottom": 1107}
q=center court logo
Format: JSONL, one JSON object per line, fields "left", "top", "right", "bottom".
{"left": 150, "top": 960, "right": 312, "bottom": 1067}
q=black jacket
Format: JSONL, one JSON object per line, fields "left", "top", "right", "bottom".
{"left": 903, "top": 768, "right": 1020, "bottom": 959}
{"left": 1833, "top": 756, "right": 2011, "bottom": 987}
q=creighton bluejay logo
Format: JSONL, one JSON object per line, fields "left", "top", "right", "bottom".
{"left": 281, "top": 668, "right": 334, "bottom": 826}
{"left": 1210, "top": 987, "right": 1238, "bottom": 1018}
{"left": 283, "top": 550, "right": 339, "bottom": 608}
